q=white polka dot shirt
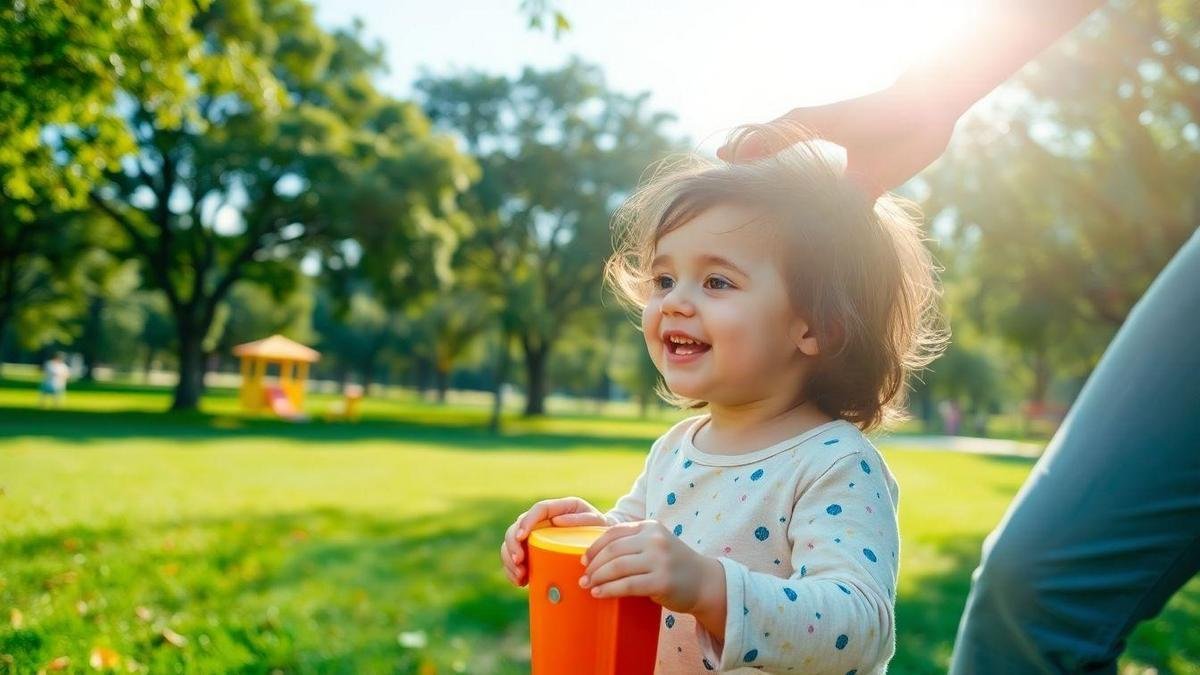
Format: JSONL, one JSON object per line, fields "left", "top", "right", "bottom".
{"left": 605, "top": 415, "right": 899, "bottom": 674}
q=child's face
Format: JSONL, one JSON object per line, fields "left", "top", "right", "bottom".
{"left": 643, "top": 202, "right": 819, "bottom": 407}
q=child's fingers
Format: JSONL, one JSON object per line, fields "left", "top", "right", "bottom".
{"left": 514, "top": 497, "right": 589, "bottom": 545}
{"left": 518, "top": 498, "right": 578, "bottom": 533}
{"left": 582, "top": 534, "right": 641, "bottom": 579}
{"left": 499, "top": 542, "right": 528, "bottom": 586}
{"left": 506, "top": 562, "right": 526, "bottom": 586}
{"left": 581, "top": 521, "right": 643, "bottom": 566}
{"left": 550, "top": 512, "right": 607, "bottom": 527}
{"left": 583, "top": 552, "right": 649, "bottom": 591}
{"left": 590, "top": 572, "right": 657, "bottom": 599}
{"left": 500, "top": 541, "right": 517, "bottom": 574}
{"left": 503, "top": 521, "right": 524, "bottom": 565}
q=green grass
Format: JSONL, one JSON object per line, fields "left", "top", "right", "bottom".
{"left": 0, "top": 382, "right": 1195, "bottom": 673}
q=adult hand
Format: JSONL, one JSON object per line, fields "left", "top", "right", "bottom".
{"left": 716, "top": 81, "right": 960, "bottom": 198}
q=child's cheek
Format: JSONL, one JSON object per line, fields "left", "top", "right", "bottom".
{"left": 641, "top": 302, "right": 664, "bottom": 366}
{"left": 714, "top": 310, "right": 768, "bottom": 371}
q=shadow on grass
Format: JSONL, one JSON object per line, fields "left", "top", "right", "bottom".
{"left": 0, "top": 405, "right": 656, "bottom": 455}
{"left": 0, "top": 500, "right": 535, "bottom": 674}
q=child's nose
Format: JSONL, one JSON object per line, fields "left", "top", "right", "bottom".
{"left": 660, "top": 285, "right": 696, "bottom": 316}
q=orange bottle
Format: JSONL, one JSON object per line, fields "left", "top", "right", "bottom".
{"left": 527, "top": 526, "right": 662, "bottom": 674}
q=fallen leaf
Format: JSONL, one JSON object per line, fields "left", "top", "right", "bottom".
{"left": 46, "top": 656, "right": 70, "bottom": 670}
{"left": 89, "top": 646, "right": 120, "bottom": 669}
{"left": 9, "top": 608, "right": 22, "bottom": 629}
{"left": 160, "top": 628, "right": 187, "bottom": 648}
{"left": 134, "top": 606, "right": 153, "bottom": 622}
{"left": 76, "top": 600, "right": 89, "bottom": 616}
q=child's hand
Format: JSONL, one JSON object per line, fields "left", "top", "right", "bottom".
{"left": 579, "top": 521, "right": 726, "bottom": 618}
{"left": 500, "top": 497, "right": 609, "bottom": 586}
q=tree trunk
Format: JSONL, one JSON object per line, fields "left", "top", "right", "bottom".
{"left": 80, "top": 296, "right": 104, "bottom": 382}
{"left": 0, "top": 308, "right": 11, "bottom": 379}
{"left": 435, "top": 367, "right": 449, "bottom": 404}
{"left": 172, "top": 327, "right": 204, "bottom": 411}
{"left": 414, "top": 357, "right": 432, "bottom": 398}
{"left": 142, "top": 347, "right": 156, "bottom": 382}
{"left": 489, "top": 330, "right": 512, "bottom": 434}
{"left": 522, "top": 341, "right": 550, "bottom": 417}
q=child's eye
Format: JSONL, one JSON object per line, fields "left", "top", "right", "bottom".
{"left": 652, "top": 274, "right": 675, "bottom": 291}
{"left": 704, "top": 276, "right": 734, "bottom": 290}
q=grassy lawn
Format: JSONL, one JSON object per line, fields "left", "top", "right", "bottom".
{"left": 0, "top": 381, "right": 1195, "bottom": 673}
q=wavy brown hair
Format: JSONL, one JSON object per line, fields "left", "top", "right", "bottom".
{"left": 604, "top": 124, "right": 948, "bottom": 431}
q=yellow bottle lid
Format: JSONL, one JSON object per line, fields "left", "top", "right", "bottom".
{"left": 528, "top": 526, "right": 608, "bottom": 555}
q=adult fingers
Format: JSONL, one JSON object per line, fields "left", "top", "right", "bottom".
{"left": 717, "top": 103, "right": 846, "bottom": 163}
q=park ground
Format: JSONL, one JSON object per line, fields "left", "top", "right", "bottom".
{"left": 0, "top": 379, "right": 1196, "bottom": 673}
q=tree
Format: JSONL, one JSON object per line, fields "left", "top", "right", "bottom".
{"left": 312, "top": 288, "right": 403, "bottom": 392}
{"left": 77, "top": 1, "right": 474, "bottom": 410}
{"left": 0, "top": 0, "right": 186, "bottom": 356}
{"left": 72, "top": 244, "right": 141, "bottom": 381}
{"left": 418, "top": 59, "right": 682, "bottom": 416}
{"left": 210, "top": 277, "right": 314, "bottom": 369}
{"left": 924, "top": 0, "right": 1197, "bottom": 405}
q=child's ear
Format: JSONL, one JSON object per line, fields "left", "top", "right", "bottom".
{"left": 790, "top": 318, "right": 821, "bottom": 357}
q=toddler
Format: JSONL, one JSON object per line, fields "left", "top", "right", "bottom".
{"left": 501, "top": 125, "right": 944, "bottom": 673}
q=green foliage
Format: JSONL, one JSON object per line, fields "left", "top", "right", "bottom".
{"left": 312, "top": 288, "right": 404, "bottom": 388}
{"left": 26, "top": 0, "right": 478, "bottom": 410}
{"left": 520, "top": 0, "right": 570, "bottom": 38}
{"left": 926, "top": 0, "right": 1199, "bottom": 404}
{"left": 417, "top": 59, "right": 683, "bottom": 415}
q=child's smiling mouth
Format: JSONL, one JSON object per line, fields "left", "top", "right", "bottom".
{"left": 663, "top": 331, "right": 711, "bottom": 362}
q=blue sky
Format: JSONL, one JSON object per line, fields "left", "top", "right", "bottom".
{"left": 312, "top": 1, "right": 975, "bottom": 152}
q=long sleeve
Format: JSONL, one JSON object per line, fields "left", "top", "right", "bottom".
{"left": 697, "top": 451, "right": 899, "bottom": 674}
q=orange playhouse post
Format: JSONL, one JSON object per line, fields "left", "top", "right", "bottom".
{"left": 232, "top": 335, "right": 320, "bottom": 418}
{"left": 526, "top": 527, "right": 661, "bottom": 675}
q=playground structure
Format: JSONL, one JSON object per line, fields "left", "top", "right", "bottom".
{"left": 232, "top": 335, "right": 320, "bottom": 419}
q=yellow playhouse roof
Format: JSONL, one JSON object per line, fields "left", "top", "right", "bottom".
{"left": 232, "top": 334, "right": 320, "bottom": 363}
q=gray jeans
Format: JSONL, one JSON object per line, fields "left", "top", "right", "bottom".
{"left": 949, "top": 228, "right": 1200, "bottom": 674}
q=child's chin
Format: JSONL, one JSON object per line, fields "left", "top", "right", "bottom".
{"left": 664, "top": 379, "right": 709, "bottom": 402}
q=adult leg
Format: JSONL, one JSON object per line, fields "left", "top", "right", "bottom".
{"left": 949, "top": 229, "right": 1200, "bottom": 674}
